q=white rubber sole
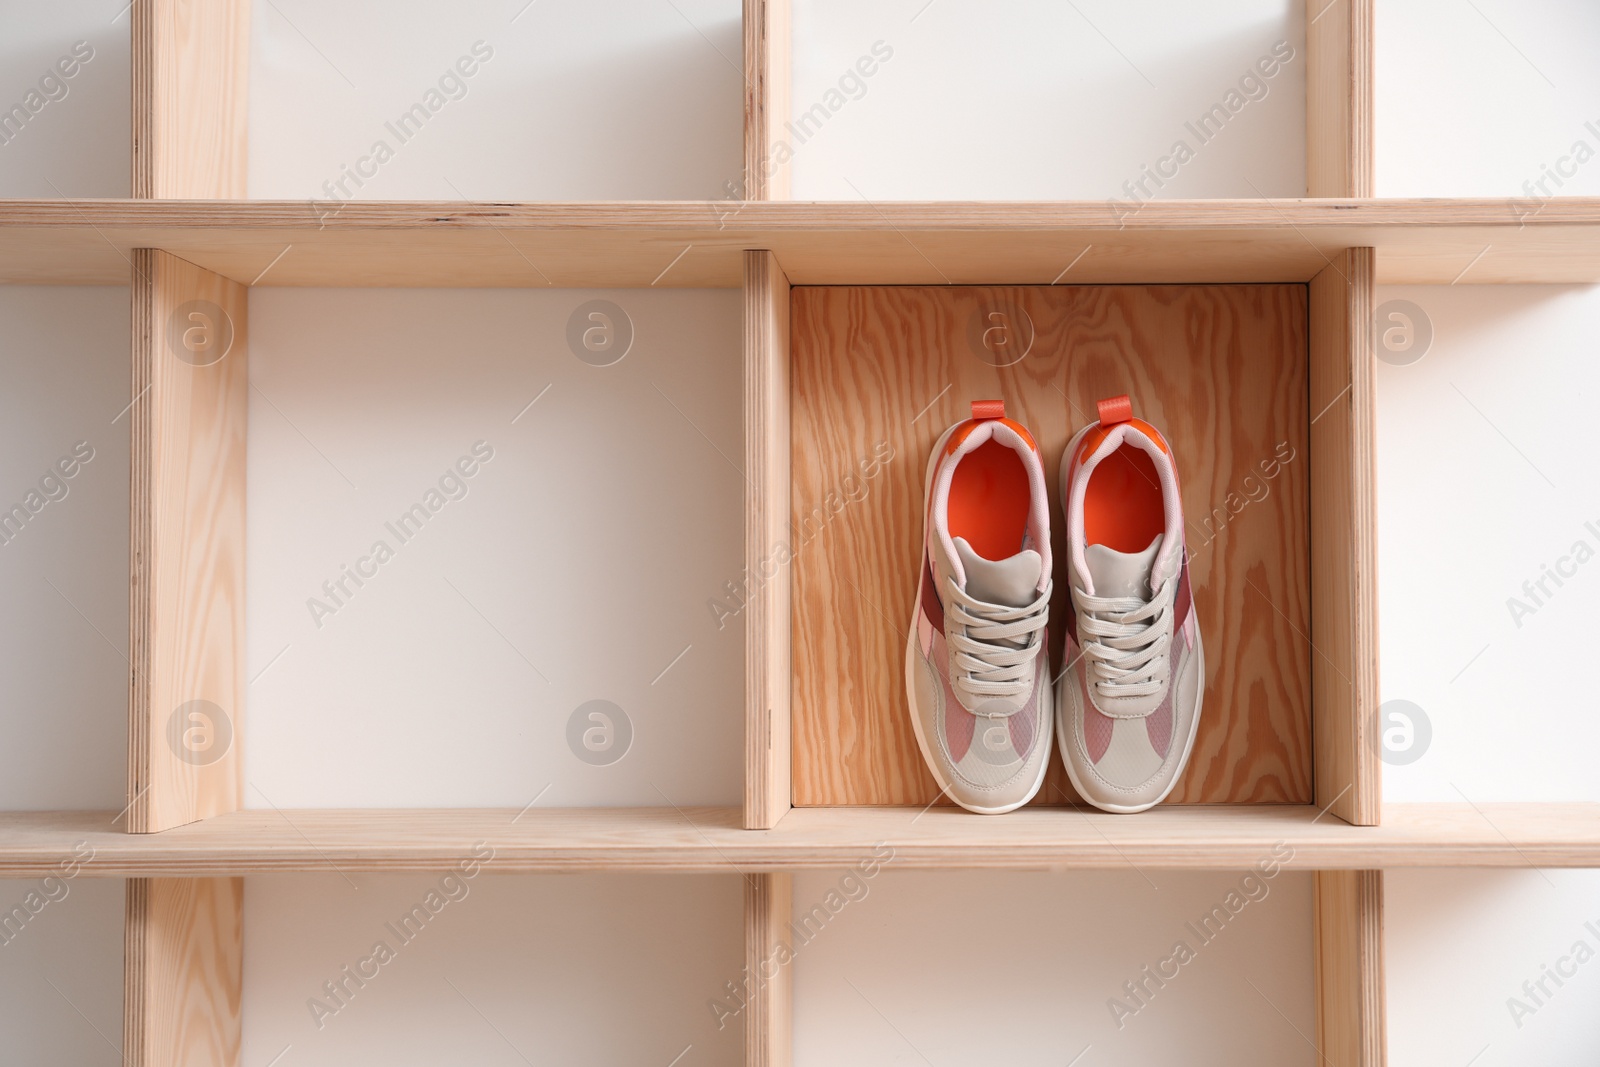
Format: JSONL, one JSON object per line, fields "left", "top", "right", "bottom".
{"left": 904, "top": 420, "right": 1051, "bottom": 817}
{"left": 1057, "top": 638, "right": 1205, "bottom": 814}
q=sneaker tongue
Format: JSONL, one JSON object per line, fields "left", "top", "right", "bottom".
{"left": 953, "top": 537, "right": 1043, "bottom": 608}
{"left": 1085, "top": 535, "right": 1163, "bottom": 598}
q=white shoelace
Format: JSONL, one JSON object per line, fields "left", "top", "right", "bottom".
{"left": 1075, "top": 577, "right": 1175, "bottom": 700}
{"left": 945, "top": 578, "right": 1051, "bottom": 709}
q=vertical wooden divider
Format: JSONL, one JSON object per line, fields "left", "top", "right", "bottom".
{"left": 743, "top": 250, "right": 796, "bottom": 1063}
{"left": 1305, "top": 0, "right": 1374, "bottom": 198}
{"left": 128, "top": 4, "right": 252, "bottom": 1066}
{"left": 744, "top": 250, "right": 792, "bottom": 832}
{"left": 744, "top": 3, "right": 795, "bottom": 1061}
{"left": 129, "top": 250, "right": 248, "bottom": 835}
{"left": 1309, "top": 250, "right": 1384, "bottom": 1064}
{"left": 1309, "top": 246, "right": 1379, "bottom": 828}
{"left": 742, "top": 0, "right": 791, "bottom": 199}
{"left": 1315, "top": 870, "right": 1386, "bottom": 1065}
{"left": 744, "top": 874, "right": 794, "bottom": 1067}
{"left": 125, "top": 878, "right": 245, "bottom": 1067}
{"left": 132, "top": 0, "right": 251, "bottom": 199}
{"left": 1308, "top": 7, "right": 1382, "bottom": 1061}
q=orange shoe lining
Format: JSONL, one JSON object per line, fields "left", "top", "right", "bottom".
{"left": 1084, "top": 444, "right": 1164, "bottom": 552}
{"left": 948, "top": 440, "right": 1029, "bottom": 561}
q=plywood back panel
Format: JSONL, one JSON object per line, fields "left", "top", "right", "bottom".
{"left": 791, "top": 285, "right": 1311, "bottom": 807}
{"left": 129, "top": 250, "right": 247, "bottom": 832}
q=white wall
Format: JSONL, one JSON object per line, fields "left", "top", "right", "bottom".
{"left": 791, "top": 868, "right": 1315, "bottom": 1066}
{"left": 0, "top": 287, "right": 128, "bottom": 811}
{"left": 1375, "top": 284, "right": 1600, "bottom": 804}
{"left": 245, "top": 288, "right": 744, "bottom": 809}
{"left": 1388, "top": 868, "right": 1600, "bottom": 1066}
{"left": 1377, "top": 0, "right": 1600, "bottom": 198}
{"left": 0, "top": 1, "right": 128, "bottom": 198}
{"left": 242, "top": 871, "right": 743, "bottom": 1067}
{"left": 790, "top": 0, "right": 1305, "bottom": 200}
{"left": 248, "top": 0, "right": 743, "bottom": 200}
{"left": 0, "top": 874, "right": 123, "bottom": 1067}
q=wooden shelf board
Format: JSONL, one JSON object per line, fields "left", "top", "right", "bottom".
{"left": 2, "top": 803, "right": 1598, "bottom": 875}
{"left": 2, "top": 199, "right": 1599, "bottom": 287}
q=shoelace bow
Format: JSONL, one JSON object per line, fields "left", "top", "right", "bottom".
{"left": 1075, "top": 576, "right": 1176, "bottom": 700}
{"left": 945, "top": 577, "right": 1051, "bottom": 709}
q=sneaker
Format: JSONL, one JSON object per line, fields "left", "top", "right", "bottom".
{"left": 1056, "top": 395, "right": 1204, "bottom": 814}
{"left": 905, "top": 400, "right": 1053, "bottom": 815}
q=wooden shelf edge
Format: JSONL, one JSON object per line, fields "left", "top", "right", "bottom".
{"left": 2, "top": 198, "right": 1600, "bottom": 287}
{"left": 2, "top": 803, "right": 1597, "bottom": 875}
{"left": 2, "top": 197, "right": 1599, "bottom": 229}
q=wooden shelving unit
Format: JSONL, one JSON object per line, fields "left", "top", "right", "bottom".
{"left": 2, "top": 0, "right": 1597, "bottom": 1063}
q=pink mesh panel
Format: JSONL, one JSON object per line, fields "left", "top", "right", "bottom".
{"left": 934, "top": 631, "right": 976, "bottom": 761}
{"left": 1083, "top": 671, "right": 1114, "bottom": 763}
{"left": 1145, "top": 699, "right": 1173, "bottom": 757}
{"left": 946, "top": 696, "right": 976, "bottom": 762}
{"left": 1069, "top": 631, "right": 1114, "bottom": 762}
{"left": 1008, "top": 693, "right": 1035, "bottom": 757}
{"left": 1144, "top": 634, "right": 1186, "bottom": 757}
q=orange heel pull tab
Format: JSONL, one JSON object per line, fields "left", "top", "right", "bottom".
{"left": 971, "top": 399, "right": 1005, "bottom": 420}
{"left": 1097, "top": 395, "right": 1132, "bottom": 426}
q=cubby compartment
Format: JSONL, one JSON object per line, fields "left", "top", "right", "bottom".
{"left": 0, "top": 872, "right": 123, "bottom": 1065}
{"left": 0, "top": 286, "right": 128, "bottom": 811}
{"left": 0, "top": 5, "right": 128, "bottom": 197}
{"left": 786, "top": 0, "right": 1307, "bottom": 200}
{"left": 1374, "top": 284, "right": 1600, "bottom": 804}
{"left": 1386, "top": 868, "right": 1600, "bottom": 1065}
{"left": 788, "top": 867, "right": 1315, "bottom": 1065}
{"left": 242, "top": 871, "right": 743, "bottom": 1066}
{"left": 248, "top": 0, "right": 744, "bottom": 201}
{"left": 245, "top": 287, "right": 744, "bottom": 808}
{"left": 788, "top": 283, "right": 1312, "bottom": 808}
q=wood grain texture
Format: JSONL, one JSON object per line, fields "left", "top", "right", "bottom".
{"left": 745, "top": 252, "right": 793, "bottom": 829}
{"left": 1315, "top": 870, "right": 1386, "bottom": 1066}
{"left": 1310, "top": 249, "right": 1379, "bottom": 826}
{"left": 130, "top": 251, "right": 247, "bottom": 833}
{"left": 744, "top": 873, "right": 793, "bottom": 1067}
{"left": 1306, "top": 0, "right": 1374, "bottom": 197}
{"left": 743, "top": 0, "right": 791, "bottom": 199}
{"left": 132, "top": 0, "right": 251, "bottom": 198}
{"left": 4, "top": 805, "right": 1599, "bottom": 873}
{"left": 124, "top": 878, "right": 244, "bottom": 1067}
{"left": 7, "top": 199, "right": 1600, "bottom": 286}
{"left": 791, "top": 285, "right": 1310, "bottom": 807}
